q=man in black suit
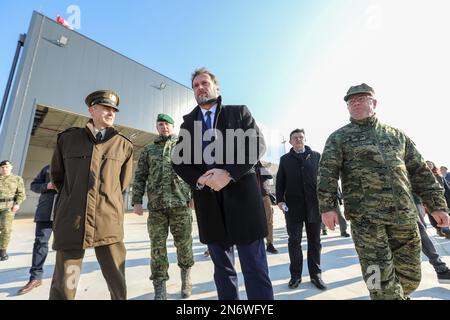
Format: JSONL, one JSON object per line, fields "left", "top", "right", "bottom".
{"left": 276, "top": 129, "right": 327, "bottom": 290}
{"left": 17, "top": 164, "right": 57, "bottom": 295}
{"left": 172, "top": 68, "right": 273, "bottom": 300}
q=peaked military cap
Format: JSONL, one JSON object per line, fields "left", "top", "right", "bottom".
{"left": 0, "top": 160, "right": 12, "bottom": 166}
{"left": 85, "top": 90, "right": 120, "bottom": 111}
{"left": 344, "top": 83, "right": 375, "bottom": 101}
{"left": 156, "top": 113, "right": 174, "bottom": 124}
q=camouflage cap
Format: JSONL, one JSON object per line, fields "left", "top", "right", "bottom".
{"left": 85, "top": 90, "right": 120, "bottom": 111}
{"left": 156, "top": 113, "right": 174, "bottom": 124}
{"left": 344, "top": 83, "right": 375, "bottom": 101}
{"left": 0, "top": 160, "right": 12, "bottom": 166}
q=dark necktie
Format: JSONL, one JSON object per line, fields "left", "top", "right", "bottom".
{"left": 96, "top": 131, "right": 103, "bottom": 142}
{"left": 205, "top": 111, "right": 212, "bottom": 130}
{"left": 203, "top": 110, "right": 215, "bottom": 170}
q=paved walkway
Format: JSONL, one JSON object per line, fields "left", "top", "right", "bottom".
{"left": 1, "top": 207, "right": 450, "bottom": 300}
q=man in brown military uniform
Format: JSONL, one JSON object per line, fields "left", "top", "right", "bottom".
{"left": 49, "top": 90, "right": 134, "bottom": 300}
{"left": 0, "top": 160, "right": 26, "bottom": 261}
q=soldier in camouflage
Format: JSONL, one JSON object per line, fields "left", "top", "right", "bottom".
{"left": 0, "top": 160, "right": 26, "bottom": 261}
{"left": 132, "top": 113, "right": 194, "bottom": 300}
{"left": 317, "top": 83, "right": 450, "bottom": 300}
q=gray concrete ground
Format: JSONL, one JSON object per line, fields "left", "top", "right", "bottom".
{"left": 1, "top": 207, "right": 450, "bottom": 300}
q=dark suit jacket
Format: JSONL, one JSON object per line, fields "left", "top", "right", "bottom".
{"left": 30, "top": 165, "right": 57, "bottom": 222}
{"left": 172, "top": 96, "right": 267, "bottom": 245}
{"left": 276, "top": 146, "right": 321, "bottom": 223}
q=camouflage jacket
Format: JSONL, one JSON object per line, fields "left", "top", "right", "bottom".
{"left": 318, "top": 116, "right": 447, "bottom": 224}
{"left": 0, "top": 174, "right": 26, "bottom": 210}
{"left": 132, "top": 135, "right": 191, "bottom": 211}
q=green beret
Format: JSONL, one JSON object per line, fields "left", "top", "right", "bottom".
{"left": 344, "top": 83, "right": 375, "bottom": 101}
{"left": 85, "top": 90, "right": 120, "bottom": 111}
{"left": 157, "top": 113, "right": 174, "bottom": 124}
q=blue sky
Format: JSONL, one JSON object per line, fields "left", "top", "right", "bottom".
{"left": 1, "top": 1, "right": 449, "bottom": 165}
{"left": 0, "top": 1, "right": 332, "bottom": 115}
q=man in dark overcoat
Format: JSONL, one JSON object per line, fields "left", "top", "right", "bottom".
{"left": 172, "top": 68, "right": 273, "bottom": 300}
{"left": 276, "top": 128, "right": 326, "bottom": 290}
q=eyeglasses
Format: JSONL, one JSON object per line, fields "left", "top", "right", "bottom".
{"left": 347, "top": 96, "right": 373, "bottom": 105}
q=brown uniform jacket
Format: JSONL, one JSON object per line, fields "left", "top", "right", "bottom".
{"left": 51, "top": 120, "right": 133, "bottom": 250}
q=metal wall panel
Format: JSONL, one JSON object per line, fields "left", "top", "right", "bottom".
{"left": 0, "top": 11, "right": 196, "bottom": 174}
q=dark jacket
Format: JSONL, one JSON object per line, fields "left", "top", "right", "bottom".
{"left": 276, "top": 146, "right": 321, "bottom": 223}
{"left": 30, "top": 165, "right": 57, "bottom": 222}
{"left": 51, "top": 120, "right": 134, "bottom": 250}
{"left": 444, "top": 172, "right": 450, "bottom": 184}
{"left": 172, "top": 96, "right": 267, "bottom": 245}
{"left": 436, "top": 176, "right": 450, "bottom": 209}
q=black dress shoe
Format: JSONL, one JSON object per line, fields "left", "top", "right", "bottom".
{"left": 341, "top": 232, "right": 350, "bottom": 237}
{"left": 311, "top": 277, "right": 327, "bottom": 290}
{"left": 0, "top": 250, "right": 8, "bottom": 261}
{"left": 322, "top": 229, "right": 327, "bottom": 236}
{"left": 266, "top": 243, "right": 279, "bottom": 254}
{"left": 288, "top": 277, "right": 301, "bottom": 289}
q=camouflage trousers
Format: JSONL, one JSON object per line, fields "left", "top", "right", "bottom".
{"left": 0, "top": 209, "right": 14, "bottom": 250}
{"left": 147, "top": 207, "right": 194, "bottom": 281}
{"left": 351, "top": 218, "right": 421, "bottom": 300}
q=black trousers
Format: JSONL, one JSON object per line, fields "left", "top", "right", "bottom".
{"left": 417, "top": 210, "right": 447, "bottom": 273}
{"left": 29, "top": 221, "right": 53, "bottom": 280}
{"left": 285, "top": 216, "right": 322, "bottom": 278}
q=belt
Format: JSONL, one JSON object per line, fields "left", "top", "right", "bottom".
{"left": 0, "top": 198, "right": 14, "bottom": 202}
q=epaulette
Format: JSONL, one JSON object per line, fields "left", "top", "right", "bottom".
{"left": 57, "top": 127, "right": 80, "bottom": 136}
{"left": 118, "top": 133, "right": 133, "bottom": 144}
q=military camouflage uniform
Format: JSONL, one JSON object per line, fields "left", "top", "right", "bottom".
{"left": 132, "top": 134, "right": 193, "bottom": 281}
{"left": 0, "top": 174, "right": 26, "bottom": 250}
{"left": 318, "top": 116, "right": 448, "bottom": 299}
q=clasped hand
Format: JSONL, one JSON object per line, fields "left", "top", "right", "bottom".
{"left": 198, "top": 169, "right": 232, "bottom": 192}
